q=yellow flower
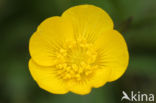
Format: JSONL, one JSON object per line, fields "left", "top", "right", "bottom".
{"left": 29, "top": 4, "right": 129, "bottom": 95}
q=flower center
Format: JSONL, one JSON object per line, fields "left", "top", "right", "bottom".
{"left": 55, "top": 38, "right": 98, "bottom": 81}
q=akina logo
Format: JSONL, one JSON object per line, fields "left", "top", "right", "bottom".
{"left": 121, "top": 91, "right": 154, "bottom": 102}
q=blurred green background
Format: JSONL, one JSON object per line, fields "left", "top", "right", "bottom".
{"left": 0, "top": 0, "right": 156, "bottom": 103}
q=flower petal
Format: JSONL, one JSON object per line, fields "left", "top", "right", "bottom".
{"left": 29, "top": 16, "right": 74, "bottom": 66}
{"left": 90, "top": 68, "right": 111, "bottom": 88}
{"left": 62, "top": 4, "right": 113, "bottom": 43}
{"left": 29, "top": 59, "right": 68, "bottom": 94}
{"left": 67, "top": 79, "right": 91, "bottom": 95}
{"left": 37, "top": 16, "right": 74, "bottom": 41}
{"left": 94, "top": 30, "right": 129, "bottom": 82}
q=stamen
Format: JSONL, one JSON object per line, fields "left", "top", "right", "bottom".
{"left": 55, "top": 38, "right": 98, "bottom": 81}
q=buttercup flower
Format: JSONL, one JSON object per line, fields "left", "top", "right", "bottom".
{"left": 29, "top": 4, "right": 129, "bottom": 95}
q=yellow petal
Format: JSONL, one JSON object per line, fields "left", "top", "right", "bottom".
{"left": 94, "top": 30, "right": 129, "bottom": 82}
{"left": 29, "top": 16, "right": 74, "bottom": 66}
{"left": 37, "top": 16, "right": 74, "bottom": 41}
{"left": 29, "top": 59, "right": 68, "bottom": 94}
{"left": 67, "top": 79, "right": 91, "bottom": 95}
{"left": 90, "top": 68, "right": 111, "bottom": 88}
{"left": 62, "top": 4, "right": 113, "bottom": 43}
